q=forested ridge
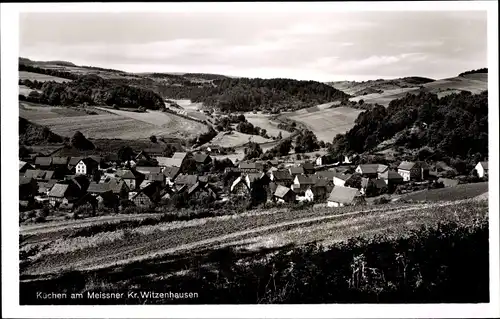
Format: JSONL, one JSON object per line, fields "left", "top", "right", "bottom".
{"left": 329, "top": 91, "right": 488, "bottom": 162}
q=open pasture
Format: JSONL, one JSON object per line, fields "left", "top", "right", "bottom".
{"left": 210, "top": 131, "right": 272, "bottom": 148}
{"left": 19, "top": 104, "right": 101, "bottom": 120}
{"left": 243, "top": 112, "right": 291, "bottom": 138}
{"left": 401, "top": 182, "right": 488, "bottom": 202}
{"left": 288, "top": 106, "right": 362, "bottom": 142}
{"left": 19, "top": 71, "right": 70, "bottom": 83}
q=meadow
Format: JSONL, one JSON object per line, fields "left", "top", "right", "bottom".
{"left": 19, "top": 71, "right": 71, "bottom": 83}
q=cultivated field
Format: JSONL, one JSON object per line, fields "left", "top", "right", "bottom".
{"left": 19, "top": 71, "right": 70, "bottom": 83}
{"left": 20, "top": 198, "right": 487, "bottom": 277}
{"left": 169, "top": 99, "right": 208, "bottom": 121}
{"left": 210, "top": 131, "right": 272, "bottom": 148}
{"left": 401, "top": 182, "right": 489, "bottom": 202}
{"left": 287, "top": 106, "right": 363, "bottom": 142}
{"left": 19, "top": 103, "right": 107, "bottom": 120}
{"left": 243, "top": 112, "right": 292, "bottom": 138}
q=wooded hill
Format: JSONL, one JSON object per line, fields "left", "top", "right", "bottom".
{"left": 329, "top": 90, "right": 488, "bottom": 162}
{"left": 19, "top": 117, "right": 63, "bottom": 146}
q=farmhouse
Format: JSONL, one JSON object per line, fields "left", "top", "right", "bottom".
{"left": 135, "top": 166, "right": 162, "bottom": 175}
{"left": 360, "top": 178, "right": 387, "bottom": 196}
{"left": 24, "top": 169, "right": 55, "bottom": 182}
{"left": 193, "top": 153, "right": 212, "bottom": 165}
{"left": 231, "top": 176, "right": 250, "bottom": 195}
{"left": 314, "top": 170, "right": 337, "bottom": 181}
{"left": 333, "top": 172, "right": 353, "bottom": 187}
{"left": 268, "top": 170, "right": 293, "bottom": 187}
{"left": 327, "top": 186, "right": 365, "bottom": 207}
{"left": 273, "top": 185, "right": 296, "bottom": 203}
{"left": 355, "top": 164, "right": 388, "bottom": 178}
{"left": 301, "top": 161, "right": 315, "bottom": 174}
{"left": 397, "top": 161, "right": 429, "bottom": 182}
{"left": 19, "top": 161, "right": 34, "bottom": 173}
{"left": 107, "top": 178, "right": 129, "bottom": 199}
{"left": 291, "top": 175, "right": 315, "bottom": 193}
{"left": 239, "top": 161, "right": 264, "bottom": 173}
{"left": 68, "top": 157, "right": 83, "bottom": 172}
{"left": 289, "top": 166, "right": 305, "bottom": 176}
{"left": 48, "top": 182, "right": 81, "bottom": 207}
{"left": 475, "top": 161, "right": 489, "bottom": 178}
{"left": 34, "top": 156, "right": 52, "bottom": 170}
{"left": 19, "top": 177, "right": 38, "bottom": 200}
{"left": 163, "top": 166, "right": 181, "bottom": 186}
{"left": 116, "top": 169, "right": 145, "bottom": 190}
{"left": 315, "top": 155, "right": 330, "bottom": 166}
{"left": 130, "top": 191, "right": 153, "bottom": 208}
{"left": 187, "top": 182, "right": 217, "bottom": 199}
{"left": 37, "top": 180, "right": 57, "bottom": 196}
{"left": 206, "top": 145, "right": 222, "bottom": 154}
{"left": 379, "top": 170, "right": 404, "bottom": 186}
{"left": 311, "top": 178, "right": 329, "bottom": 200}
{"left": 87, "top": 182, "right": 111, "bottom": 196}
{"left": 175, "top": 174, "right": 199, "bottom": 188}
{"left": 75, "top": 158, "right": 99, "bottom": 176}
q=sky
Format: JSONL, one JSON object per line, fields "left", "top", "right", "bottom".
{"left": 19, "top": 11, "right": 487, "bottom": 82}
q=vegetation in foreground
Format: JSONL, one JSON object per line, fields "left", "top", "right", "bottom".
{"left": 20, "top": 201, "right": 488, "bottom": 305}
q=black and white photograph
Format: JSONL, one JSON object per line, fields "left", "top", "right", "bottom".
{"left": 1, "top": 1, "right": 499, "bottom": 318}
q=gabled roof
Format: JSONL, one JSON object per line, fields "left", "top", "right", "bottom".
{"left": 301, "top": 161, "right": 315, "bottom": 170}
{"left": 20, "top": 176, "right": 35, "bottom": 185}
{"left": 361, "top": 178, "right": 387, "bottom": 189}
{"left": 357, "top": 164, "right": 379, "bottom": 175}
{"left": 187, "top": 181, "right": 203, "bottom": 195}
{"left": 246, "top": 172, "right": 266, "bottom": 184}
{"left": 175, "top": 174, "right": 198, "bottom": 185}
{"left": 295, "top": 175, "right": 314, "bottom": 185}
{"left": 193, "top": 153, "right": 211, "bottom": 163}
{"left": 328, "top": 186, "right": 361, "bottom": 204}
{"left": 135, "top": 166, "right": 162, "bottom": 174}
{"left": 272, "top": 170, "right": 293, "bottom": 181}
{"left": 19, "top": 161, "right": 32, "bottom": 171}
{"left": 172, "top": 152, "right": 188, "bottom": 160}
{"left": 44, "top": 171, "right": 55, "bottom": 180}
{"left": 35, "top": 157, "right": 52, "bottom": 166}
{"left": 78, "top": 157, "right": 99, "bottom": 167}
{"left": 315, "top": 170, "right": 337, "bottom": 180}
{"left": 479, "top": 161, "right": 489, "bottom": 170}
{"left": 52, "top": 156, "right": 69, "bottom": 165}
{"left": 87, "top": 182, "right": 111, "bottom": 194}
{"left": 398, "top": 161, "right": 415, "bottom": 170}
{"left": 163, "top": 166, "right": 181, "bottom": 179}
{"left": 231, "top": 176, "right": 248, "bottom": 192}
{"left": 108, "top": 178, "right": 128, "bottom": 193}
{"left": 333, "top": 172, "right": 352, "bottom": 181}
{"left": 314, "top": 178, "right": 329, "bottom": 188}
{"left": 48, "top": 183, "right": 69, "bottom": 198}
{"left": 117, "top": 169, "right": 143, "bottom": 180}
{"left": 68, "top": 157, "right": 83, "bottom": 167}
{"left": 274, "top": 185, "right": 294, "bottom": 198}
{"left": 239, "top": 161, "right": 264, "bottom": 170}
{"left": 380, "top": 170, "right": 403, "bottom": 180}
{"left": 148, "top": 173, "right": 165, "bottom": 182}
{"left": 289, "top": 166, "right": 305, "bottom": 175}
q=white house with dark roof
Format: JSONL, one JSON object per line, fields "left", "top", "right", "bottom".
{"left": 273, "top": 185, "right": 296, "bottom": 203}
{"left": 333, "top": 172, "right": 353, "bottom": 187}
{"left": 397, "top": 161, "right": 429, "bottom": 182}
{"left": 475, "top": 161, "right": 489, "bottom": 178}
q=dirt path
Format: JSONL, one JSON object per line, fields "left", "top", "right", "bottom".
{"left": 22, "top": 199, "right": 475, "bottom": 276}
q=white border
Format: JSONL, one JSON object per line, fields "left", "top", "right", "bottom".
{"left": 2, "top": 2, "right": 499, "bottom": 318}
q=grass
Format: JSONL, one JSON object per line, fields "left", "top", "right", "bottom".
{"left": 287, "top": 106, "right": 362, "bottom": 142}
{"left": 400, "top": 182, "right": 488, "bottom": 202}
{"left": 243, "top": 112, "right": 292, "bottom": 139}
{"left": 209, "top": 131, "right": 271, "bottom": 148}
{"left": 19, "top": 71, "right": 71, "bottom": 83}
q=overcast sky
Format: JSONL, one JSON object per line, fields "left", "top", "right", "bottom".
{"left": 19, "top": 11, "right": 487, "bottom": 81}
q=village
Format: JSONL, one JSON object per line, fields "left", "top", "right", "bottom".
{"left": 18, "top": 142, "right": 489, "bottom": 223}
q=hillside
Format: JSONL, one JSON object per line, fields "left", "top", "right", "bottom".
{"left": 329, "top": 76, "right": 435, "bottom": 96}
{"left": 19, "top": 57, "right": 76, "bottom": 67}
{"left": 19, "top": 117, "right": 63, "bottom": 145}
{"left": 329, "top": 90, "right": 488, "bottom": 163}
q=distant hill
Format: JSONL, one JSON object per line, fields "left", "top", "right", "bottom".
{"left": 328, "top": 76, "right": 435, "bottom": 97}
{"left": 19, "top": 57, "right": 76, "bottom": 67}
{"left": 459, "top": 68, "right": 488, "bottom": 77}
{"left": 19, "top": 117, "right": 63, "bottom": 145}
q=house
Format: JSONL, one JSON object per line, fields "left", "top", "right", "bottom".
{"left": 239, "top": 161, "right": 264, "bottom": 173}
{"left": 193, "top": 153, "right": 212, "bottom": 165}
{"left": 68, "top": 157, "right": 83, "bottom": 172}
{"left": 134, "top": 150, "right": 152, "bottom": 163}
{"left": 116, "top": 169, "right": 145, "bottom": 190}
{"left": 379, "top": 170, "right": 404, "bottom": 187}
{"left": 327, "top": 186, "right": 365, "bottom": 207}
{"left": 360, "top": 178, "right": 387, "bottom": 196}
{"left": 19, "top": 177, "right": 38, "bottom": 200}
{"left": 311, "top": 178, "right": 329, "bottom": 200}
{"left": 87, "top": 182, "right": 111, "bottom": 196}
{"left": 135, "top": 166, "right": 162, "bottom": 175}
{"left": 163, "top": 166, "right": 181, "bottom": 186}
{"left": 37, "top": 180, "right": 57, "bottom": 196}
{"left": 475, "top": 161, "right": 489, "bottom": 178}
{"left": 172, "top": 152, "right": 188, "bottom": 167}
{"left": 273, "top": 185, "right": 296, "bottom": 203}
{"left": 130, "top": 191, "right": 153, "bottom": 208}
{"left": 355, "top": 164, "right": 388, "bottom": 178}
{"left": 289, "top": 166, "right": 305, "bottom": 176}
{"left": 333, "top": 172, "right": 353, "bottom": 187}
{"left": 230, "top": 176, "right": 250, "bottom": 195}
{"left": 301, "top": 161, "right": 315, "bottom": 174}
{"left": 437, "top": 178, "right": 460, "bottom": 188}
{"left": 245, "top": 172, "right": 270, "bottom": 189}
{"left": 315, "top": 155, "right": 331, "bottom": 166}
{"left": 206, "top": 145, "right": 222, "bottom": 154}
{"left": 268, "top": 170, "right": 293, "bottom": 187}
{"left": 175, "top": 174, "right": 198, "bottom": 188}
{"left": 48, "top": 182, "right": 82, "bottom": 207}
{"left": 291, "top": 175, "right": 315, "bottom": 193}
{"left": 24, "top": 169, "right": 55, "bottom": 182}
{"left": 75, "top": 158, "right": 99, "bottom": 176}
{"left": 187, "top": 181, "right": 217, "bottom": 199}
{"left": 397, "top": 161, "right": 429, "bottom": 181}
{"left": 34, "top": 156, "right": 52, "bottom": 169}
{"left": 143, "top": 147, "right": 164, "bottom": 157}
{"left": 51, "top": 156, "right": 70, "bottom": 178}
{"left": 314, "top": 170, "right": 337, "bottom": 181}
{"left": 19, "top": 161, "right": 34, "bottom": 173}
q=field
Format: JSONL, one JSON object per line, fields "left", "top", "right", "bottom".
{"left": 21, "top": 103, "right": 207, "bottom": 139}
{"left": 19, "top": 198, "right": 487, "bottom": 277}
{"left": 243, "top": 112, "right": 292, "bottom": 138}
{"left": 209, "top": 131, "right": 272, "bottom": 148}
{"left": 19, "top": 71, "right": 70, "bottom": 83}
{"left": 19, "top": 85, "right": 41, "bottom": 96}
{"left": 287, "top": 106, "right": 363, "bottom": 142}
{"left": 169, "top": 99, "right": 208, "bottom": 121}
{"left": 400, "top": 182, "right": 489, "bottom": 202}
